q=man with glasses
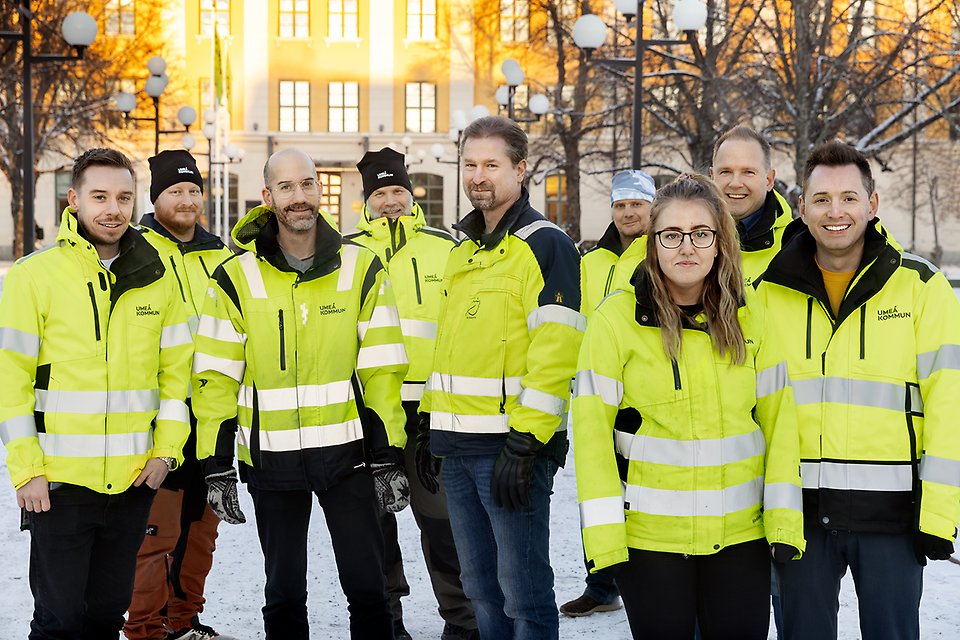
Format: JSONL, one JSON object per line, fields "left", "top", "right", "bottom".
{"left": 192, "top": 148, "right": 411, "bottom": 639}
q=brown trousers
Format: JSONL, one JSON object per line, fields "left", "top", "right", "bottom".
{"left": 124, "top": 487, "right": 220, "bottom": 640}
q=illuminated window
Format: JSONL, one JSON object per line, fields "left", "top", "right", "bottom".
{"left": 200, "top": 0, "right": 230, "bottom": 36}
{"left": 329, "top": 82, "right": 359, "bottom": 133}
{"left": 405, "top": 82, "right": 436, "bottom": 133}
{"left": 544, "top": 173, "right": 567, "bottom": 228}
{"left": 407, "top": 0, "right": 437, "bottom": 40}
{"left": 106, "top": 0, "right": 135, "bottom": 36}
{"left": 500, "top": 0, "right": 529, "bottom": 42}
{"left": 329, "top": 0, "right": 359, "bottom": 40}
{"left": 318, "top": 172, "right": 343, "bottom": 229}
{"left": 411, "top": 173, "right": 444, "bottom": 228}
{"left": 279, "top": 81, "right": 311, "bottom": 132}
{"left": 279, "top": 0, "right": 309, "bottom": 38}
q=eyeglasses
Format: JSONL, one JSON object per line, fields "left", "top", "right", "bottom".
{"left": 271, "top": 178, "right": 319, "bottom": 196}
{"left": 655, "top": 229, "right": 717, "bottom": 249}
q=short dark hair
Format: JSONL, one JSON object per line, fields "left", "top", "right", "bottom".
{"left": 460, "top": 116, "right": 527, "bottom": 166}
{"left": 712, "top": 125, "right": 772, "bottom": 170}
{"left": 803, "top": 140, "right": 874, "bottom": 195}
{"left": 72, "top": 148, "right": 135, "bottom": 190}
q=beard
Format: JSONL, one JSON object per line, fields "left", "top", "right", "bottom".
{"left": 276, "top": 201, "right": 319, "bottom": 232}
{"left": 466, "top": 183, "right": 499, "bottom": 211}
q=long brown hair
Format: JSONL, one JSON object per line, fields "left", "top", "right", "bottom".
{"left": 643, "top": 173, "right": 745, "bottom": 364}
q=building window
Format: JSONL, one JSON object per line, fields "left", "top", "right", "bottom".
{"left": 411, "top": 174, "right": 444, "bottom": 228}
{"left": 279, "top": 0, "right": 309, "bottom": 38}
{"left": 106, "top": 0, "right": 136, "bottom": 36}
{"left": 407, "top": 0, "right": 437, "bottom": 40}
{"left": 545, "top": 0, "right": 576, "bottom": 45}
{"left": 544, "top": 172, "right": 567, "bottom": 229}
{"left": 329, "top": 82, "right": 359, "bottom": 133}
{"left": 500, "top": 0, "right": 529, "bottom": 42}
{"left": 279, "top": 81, "right": 310, "bottom": 132}
{"left": 328, "top": 0, "right": 359, "bottom": 40}
{"left": 318, "top": 172, "right": 343, "bottom": 229}
{"left": 200, "top": 0, "right": 230, "bottom": 36}
{"left": 405, "top": 82, "right": 436, "bottom": 133}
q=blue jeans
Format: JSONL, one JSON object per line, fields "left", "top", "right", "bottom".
{"left": 442, "top": 454, "right": 560, "bottom": 640}
{"left": 777, "top": 527, "right": 922, "bottom": 640}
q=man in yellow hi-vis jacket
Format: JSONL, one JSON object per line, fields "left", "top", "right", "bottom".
{"left": 0, "top": 148, "right": 192, "bottom": 639}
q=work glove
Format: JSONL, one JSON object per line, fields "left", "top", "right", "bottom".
{"left": 415, "top": 413, "right": 442, "bottom": 494}
{"left": 491, "top": 428, "right": 544, "bottom": 511}
{"left": 771, "top": 543, "right": 800, "bottom": 563}
{"left": 371, "top": 462, "right": 411, "bottom": 513}
{"left": 913, "top": 531, "right": 955, "bottom": 566}
{"left": 205, "top": 469, "right": 246, "bottom": 525}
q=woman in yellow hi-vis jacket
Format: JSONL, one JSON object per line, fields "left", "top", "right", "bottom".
{"left": 572, "top": 174, "right": 805, "bottom": 640}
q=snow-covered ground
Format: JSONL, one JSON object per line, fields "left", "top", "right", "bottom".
{"left": 1, "top": 444, "right": 958, "bottom": 639}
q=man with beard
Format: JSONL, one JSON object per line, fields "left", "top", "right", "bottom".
{"left": 125, "top": 150, "right": 235, "bottom": 640}
{"left": 192, "top": 148, "right": 411, "bottom": 639}
{"left": 0, "top": 148, "right": 192, "bottom": 639}
{"left": 346, "top": 148, "right": 477, "bottom": 640}
{"left": 418, "top": 117, "right": 583, "bottom": 640}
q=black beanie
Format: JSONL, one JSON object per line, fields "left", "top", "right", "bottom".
{"left": 148, "top": 150, "right": 204, "bottom": 204}
{"left": 357, "top": 148, "right": 412, "bottom": 200}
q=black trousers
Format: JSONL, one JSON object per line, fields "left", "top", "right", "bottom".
{"left": 27, "top": 483, "right": 156, "bottom": 640}
{"left": 616, "top": 538, "right": 770, "bottom": 640}
{"left": 250, "top": 471, "right": 393, "bottom": 640}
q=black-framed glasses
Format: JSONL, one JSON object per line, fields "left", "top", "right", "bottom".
{"left": 271, "top": 178, "right": 319, "bottom": 197}
{"left": 655, "top": 229, "right": 717, "bottom": 249}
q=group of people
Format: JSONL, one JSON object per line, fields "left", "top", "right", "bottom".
{"left": 0, "top": 114, "right": 957, "bottom": 640}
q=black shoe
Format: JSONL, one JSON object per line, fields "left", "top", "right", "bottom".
{"left": 441, "top": 622, "right": 480, "bottom": 640}
{"left": 393, "top": 619, "right": 413, "bottom": 640}
{"left": 559, "top": 593, "right": 622, "bottom": 617}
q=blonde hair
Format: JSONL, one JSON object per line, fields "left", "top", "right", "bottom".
{"left": 643, "top": 173, "right": 745, "bottom": 364}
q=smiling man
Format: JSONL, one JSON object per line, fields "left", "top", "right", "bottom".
{"left": 755, "top": 140, "right": 960, "bottom": 640}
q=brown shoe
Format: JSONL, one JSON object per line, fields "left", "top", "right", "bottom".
{"left": 559, "top": 594, "right": 623, "bottom": 617}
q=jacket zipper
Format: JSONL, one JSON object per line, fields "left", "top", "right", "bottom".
{"left": 603, "top": 265, "right": 615, "bottom": 297}
{"left": 671, "top": 359, "right": 682, "bottom": 390}
{"left": 805, "top": 297, "right": 813, "bottom": 360}
{"left": 198, "top": 255, "right": 211, "bottom": 278}
{"left": 411, "top": 257, "right": 423, "bottom": 304}
{"left": 499, "top": 375, "right": 507, "bottom": 414}
{"left": 278, "top": 309, "right": 286, "bottom": 371}
{"left": 169, "top": 256, "right": 187, "bottom": 302}
{"left": 859, "top": 305, "right": 866, "bottom": 360}
{"left": 87, "top": 282, "right": 101, "bottom": 341}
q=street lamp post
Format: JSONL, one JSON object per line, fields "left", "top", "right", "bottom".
{"left": 185, "top": 108, "right": 243, "bottom": 242}
{"left": 573, "top": 0, "right": 707, "bottom": 169}
{"left": 1, "top": 2, "right": 97, "bottom": 253}
{"left": 495, "top": 59, "right": 551, "bottom": 123}
{"left": 115, "top": 57, "right": 196, "bottom": 155}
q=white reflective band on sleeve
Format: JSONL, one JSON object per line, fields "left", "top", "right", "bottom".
{"left": 34, "top": 389, "right": 160, "bottom": 414}
{"left": 579, "top": 496, "right": 626, "bottom": 529}
{"left": 792, "top": 377, "right": 924, "bottom": 413}
{"left": 428, "top": 373, "right": 524, "bottom": 397}
{"left": 240, "top": 418, "right": 363, "bottom": 452}
{"left": 756, "top": 361, "right": 790, "bottom": 398}
{"left": 527, "top": 305, "right": 587, "bottom": 333}
{"left": 515, "top": 219, "right": 563, "bottom": 239}
{"left": 518, "top": 388, "right": 567, "bottom": 417}
{"left": 358, "top": 304, "right": 402, "bottom": 340}
{"left": 800, "top": 461, "right": 913, "bottom": 491}
{"left": 400, "top": 318, "right": 438, "bottom": 340}
{"left": 238, "top": 380, "right": 354, "bottom": 412}
{"left": 38, "top": 431, "right": 153, "bottom": 458}
{"left": 623, "top": 477, "right": 763, "bottom": 517}
{"left": 160, "top": 323, "right": 193, "bottom": 349}
{"left": 238, "top": 252, "right": 268, "bottom": 299}
{"left": 614, "top": 429, "right": 765, "bottom": 467}
{"left": 157, "top": 399, "right": 190, "bottom": 425}
{"left": 338, "top": 244, "right": 361, "bottom": 292}
{"left": 573, "top": 370, "right": 623, "bottom": 407}
{"left": 430, "top": 412, "right": 511, "bottom": 434}
{"left": 193, "top": 352, "right": 246, "bottom": 382}
{"left": 0, "top": 414, "right": 38, "bottom": 445}
{"left": 401, "top": 382, "right": 425, "bottom": 402}
{"left": 0, "top": 327, "right": 40, "bottom": 358}
{"left": 357, "top": 344, "right": 408, "bottom": 370}
{"left": 920, "top": 455, "right": 960, "bottom": 488}
{"left": 188, "top": 315, "right": 200, "bottom": 336}
{"left": 197, "top": 315, "right": 247, "bottom": 344}
{"left": 764, "top": 482, "right": 803, "bottom": 512}
{"left": 917, "top": 345, "right": 960, "bottom": 379}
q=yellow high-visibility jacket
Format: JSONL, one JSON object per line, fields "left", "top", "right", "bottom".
{"left": 581, "top": 222, "right": 628, "bottom": 319}
{"left": 573, "top": 270, "right": 804, "bottom": 570}
{"left": 192, "top": 206, "right": 409, "bottom": 490}
{"left": 345, "top": 203, "right": 455, "bottom": 406}
{"left": 0, "top": 209, "right": 192, "bottom": 493}
{"left": 755, "top": 220, "right": 960, "bottom": 542}
{"left": 420, "top": 189, "right": 584, "bottom": 456}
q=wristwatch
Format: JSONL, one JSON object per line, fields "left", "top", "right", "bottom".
{"left": 160, "top": 457, "right": 178, "bottom": 471}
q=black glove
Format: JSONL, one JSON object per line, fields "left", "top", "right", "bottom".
{"left": 491, "top": 429, "right": 544, "bottom": 511}
{"left": 771, "top": 543, "right": 799, "bottom": 563}
{"left": 914, "top": 531, "right": 955, "bottom": 566}
{"left": 415, "top": 413, "right": 442, "bottom": 494}
{"left": 371, "top": 462, "right": 411, "bottom": 513}
{"left": 205, "top": 469, "right": 246, "bottom": 525}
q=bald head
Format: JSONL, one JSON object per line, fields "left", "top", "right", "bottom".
{"left": 263, "top": 148, "right": 315, "bottom": 187}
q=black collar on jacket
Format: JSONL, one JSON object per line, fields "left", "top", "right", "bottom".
{"left": 140, "top": 213, "right": 225, "bottom": 253}
{"left": 454, "top": 187, "right": 531, "bottom": 250}
{"left": 592, "top": 221, "right": 625, "bottom": 257}
{"left": 737, "top": 190, "right": 782, "bottom": 251}
{"left": 759, "top": 217, "right": 899, "bottom": 325}
{"left": 254, "top": 214, "right": 344, "bottom": 282}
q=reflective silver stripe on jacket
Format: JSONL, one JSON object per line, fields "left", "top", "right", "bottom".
{"left": 800, "top": 461, "right": 913, "bottom": 491}
{"left": 427, "top": 372, "right": 524, "bottom": 397}
{"left": 579, "top": 495, "right": 626, "bottom": 528}
{"left": 157, "top": 399, "right": 190, "bottom": 425}
{"left": 238, "top": 252, "right": 267, "bottom": 299}
{"left": 792, "top": 377, "right": 923, "bottom": 413}
{"left": 34, "top": 389, "right": 160, "bottom": 414}
{"left": 573, "top": 369, "right": 623, "bottom": 407}
{"left": 193, "top": 352, "right": 246, "bottom": 382}
{"left": 338, "top": 244, "right": 361, "bottom": 292}
{"left": 160, "top": 322, "right": 193, "bottom": 349}
{"left": 38, "top": 431, "right": 153, "bottom": 458}
{"left": 623, "top": 476, "right": 763, "bottom": 518}
{"left": 357, "top": 304, "right": 402, "bottom": 340}
{"left": 920, "top": 454, "right": 960, "bottom": 488}
{"left": 357, "top": 344, "right": 408, "bottom": 370}
{"left": 238, "top": 418, "right": 363, "bottom": 452}
{"left": 197, "top": 315, "right": 246, "bottom": 344}
{"left": 917, "top": 344, "right": 960, "bottom": 379}
{"left": 527, "top": 305, "right": 587, "bottom": 333}
{"left": 0, "top": 414, "right": 38, "bottom": 445}
{"left": 518, "top": 388, "right": 567, "bottom": 417}
{"left": 430, "top": 412, "right": 510, "bottom": 434}
{"left": 515, "top": 219, "right": 564, "bottom": 240}
{"left": 238, "top": 380, "right": 354, "bottom": 412}
{"left": 399, "top": 318, "right": 438, "bottom": 340}
{"left": 763, "top": 482, "right": 804, "bottom": 512}
{"left": 0, "top": 327, "right": 40, "bottom": 358}
{"left": 614, "top": 429, "right": 765, "bottom": 467}
{"left": 401, "top": 382, "right": 425, "bottom": 402}
{"left": 756, "top": 361, "right": 790, "bottom": 398}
